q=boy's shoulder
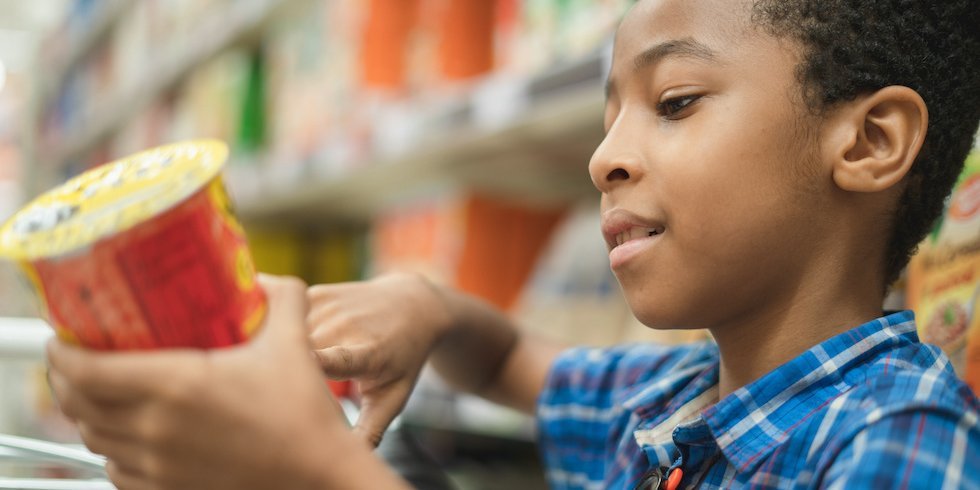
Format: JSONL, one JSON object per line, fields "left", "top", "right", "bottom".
{"left": 800, "top": 341, "right": 978, "bottom": 459}
{"left": 799, "top": 342, "right": 979, "bottom": 487}
{"left": 836, "top": 341, "right": 978, "bottom": 420}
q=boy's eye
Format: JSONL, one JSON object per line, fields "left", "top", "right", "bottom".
{"left": 656, "top": 95, "right": 701, "bottom": 119}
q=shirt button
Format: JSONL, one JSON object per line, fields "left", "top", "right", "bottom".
{"left": 632, "top": 467, "right": 666, "bottom": 490}
{"left": 665, "top": 467, "right": 684, "bottom": 490}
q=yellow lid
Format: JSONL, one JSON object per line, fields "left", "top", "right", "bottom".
{"left": 0, "top": 140, "right": 229, "bottom": 261}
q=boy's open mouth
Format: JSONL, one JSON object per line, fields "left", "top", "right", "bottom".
{"left": 600, "top": 209, "right": 667, "bottom": 256}
{"left": 614, "top": 226, "right": 665, "bottom": 247}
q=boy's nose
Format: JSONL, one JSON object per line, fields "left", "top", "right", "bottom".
{"left": 589, "top": 139, "right": 643, "bottom": 193}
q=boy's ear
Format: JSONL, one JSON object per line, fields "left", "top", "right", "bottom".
{"left": 824, "top": 86, "right": 928, "bottom": 193}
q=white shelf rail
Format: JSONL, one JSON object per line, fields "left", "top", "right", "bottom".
{"left": 0, "top": 318, "right": 52, "bottom": 363}
{"left": 0, "top": 434, "right": 110, "bottom": 489}
{"left": 0, "top": 480, "right": 114, "bottom": 490}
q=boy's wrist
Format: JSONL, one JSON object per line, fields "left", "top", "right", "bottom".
{"left": 411, "top": 272, "right": 459, "bottom": 341}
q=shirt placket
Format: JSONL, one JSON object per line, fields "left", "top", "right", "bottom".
{"left": 637, "top": 416, "right": 722, "bottom": 489}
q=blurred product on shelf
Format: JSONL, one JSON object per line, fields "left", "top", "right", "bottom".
{"left": 0, "top": 263, "right": 33, "bottom": 319}
{"left": 368, "top": 192, "right": 565, "bottom": 312}
{"left": 245, "top": 226, "right": 366, "bottom": 286}
{"left": 907, "top": 149, "right": 980, "bottom": 393}
{"left": 453, "top": 194, "right": 566, "bottom": 310}
{"left": 0, "top": 64, "right": 32, "bottom": 319}
{"left": 437, "top": 0, "right": 495, "bottom": 81}
{"left": 369, "top": 191, "right": 467, "bottom": 284}
{"left": 245, "top": 227, "right": 307, "bottom": 278}
{"left": 32, "top": 0, "right": 631, "bottom": 194}
{"left": 362, "top": 0, "right": 418, "bottom": 90}
{"left": 309, "top": 230, "right": 368, "bottom": 285}
{"left": 238, "top": 50, "right": 267, "bottom": 153}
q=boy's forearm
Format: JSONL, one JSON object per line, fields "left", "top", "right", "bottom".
{"left": 426, "top": 282, "right": 565, "bottom": 412}
{"left": 429, "top": 285, "right": 520, "bottom": 394}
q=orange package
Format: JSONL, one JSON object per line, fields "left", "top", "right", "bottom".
{"left": 438, "top": 0, "right": 495, "bottom": 80}
{"left": 907, "top": 150, "right": 980, "bottom": 393}
{"left": 361, "top": 0, "right": 420, "bottom": 90}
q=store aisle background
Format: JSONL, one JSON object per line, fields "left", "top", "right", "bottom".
{"left": 0, "top": 0, "right": 696, "bottom": 487}
{"left": 0, "top": 1, "right": 62, "bottom": 317}
{"left": 0, "top": 0, "right": 977, "bottom": 487}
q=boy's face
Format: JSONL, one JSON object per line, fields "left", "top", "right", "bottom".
{"left": 595, "top": 0, "right": 831, "bottom": 329}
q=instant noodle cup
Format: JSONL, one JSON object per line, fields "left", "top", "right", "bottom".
{"left": 0, "top": 140, "right": 266, "bottom": 350}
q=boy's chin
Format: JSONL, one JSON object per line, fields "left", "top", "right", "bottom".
{"left": 639, "top": 320, "right": 704, "bottom": 332}
{"left": 630, "top": 308, "right": 702, "bottom": 331}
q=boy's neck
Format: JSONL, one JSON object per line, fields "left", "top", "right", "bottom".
{"left": 709, "top": 259, "right": 886, "bottom": 399}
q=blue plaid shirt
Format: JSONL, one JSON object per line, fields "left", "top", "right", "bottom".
{"left": 537, "top": 311, "right": 980, "bottom": 489}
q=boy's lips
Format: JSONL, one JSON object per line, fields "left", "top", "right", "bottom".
{"left": 601, "top": 209, "right": 666, "bottom": 268}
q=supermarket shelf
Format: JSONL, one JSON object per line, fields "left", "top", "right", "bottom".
{"left": 0, "top": 480, "right": 113, "bottom": 490}
{"left": 39, "top": 0, "right": 611, "bottom": 224}
{"left": 402, "top": 394, "right": 536, "bottom": 443}
{"left": 42, "top": 0, "right": 288, "bottom": 168}
{"left": 234, "top": 58, "right": 608, "bottom": 226}
{"left": 0, "top": 434, "right": 105, "bottom": 473}
{"left": 37, "top": 0, "right": 134, "bottom": 110}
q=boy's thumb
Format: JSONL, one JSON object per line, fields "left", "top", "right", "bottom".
{"left": 312, "top": 345, "right": 372, "bottom": 377}
{"left": 352, "top": 385, "right": 411, "bottom": 447}
{"left": 255, "top": 274, "right": 310, "bottom": 348}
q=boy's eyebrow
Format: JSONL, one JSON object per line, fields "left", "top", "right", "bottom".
{"left": 605, "top": 38, "right": 720, "bottom": 98}
{"left": 634, "top": 38, "right": 719, "bottom": 70}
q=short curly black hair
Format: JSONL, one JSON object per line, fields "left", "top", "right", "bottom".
{"left": 751, "top": 0, "right": 980, "bottom": 288}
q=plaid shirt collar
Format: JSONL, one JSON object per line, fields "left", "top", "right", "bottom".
{"left": 625, "top": 310, "right": 919, "bottom": 474}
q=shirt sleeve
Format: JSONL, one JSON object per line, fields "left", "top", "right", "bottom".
{"left": 820, "top": 408, "right": 980, "bottom": 489}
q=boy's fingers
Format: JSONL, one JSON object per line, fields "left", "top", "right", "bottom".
{"left": 306, "top": 283, "right": 337, "bottom": 301}
{"left": 75, "top": 422, "right": 139, "bottom": 464}
{"left": 256, "top": 274, "right": 309, "bottom": 350}
{"left": 46, "top": 339, "right": 197, "bottom": 402}
{"left": 104, "top": 459, "right": 150, "bottom": 490}
{"left": 352, "top": 385, "right": 412, "bottom": 447}
{"left": 306, "top": 282, "right": 356, "bottom": 301}
{"left": 312, "top": 345, "right": 372, "bottom": 377}
{"left": 48, "top": 369, "right": 93, "bottom": 421}
{"left": 306, "top": 305, "right": 344, "bottom": 343}
{"left": 47, "top": 370, "right": 134, "bottom": 436}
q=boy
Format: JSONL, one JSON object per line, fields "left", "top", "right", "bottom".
{"left": 47, "top": 0, "right": 979, "bottom": 488}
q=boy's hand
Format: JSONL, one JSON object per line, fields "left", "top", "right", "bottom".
{"left": 47, "top": 274, "right": 406, "bottom": 490}
{"left": 306, "top": 273, "right": 454, "bottom": 446}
